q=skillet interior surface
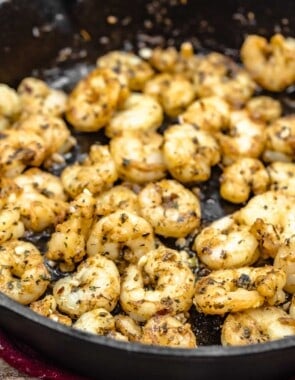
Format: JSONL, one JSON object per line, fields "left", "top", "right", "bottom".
{"left": 0, "top": 0, "right": 295, "bottom": 379}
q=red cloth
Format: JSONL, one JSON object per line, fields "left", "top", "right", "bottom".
{"left": 0, "top": 329, "right": 89, "bottom": 379}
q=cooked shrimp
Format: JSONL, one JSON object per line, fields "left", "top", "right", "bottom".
{"left": 105, "top": 93, "right": 163, "bottom": 138}
{"left": 141, "top": 314, "right": 197, "bottom": 348}
{"left": 179, "top": 96, "right": 230, "bottom": 133}
{"left": 241, "top": 34, "right": 295, "bottom": 92}
{"left": 220, "top": 158, "right": 270, "bottom": 204}
{"left": 87, "top": 210, "right": 155, "bottom": 265}
{"left": 144, "top": 73, "right": 195, "bottom": 117}
{"left": 217, "top": 109, "right": 266, "bottom": 165}
{"left": 267, "top": 161, "right": 295, "bottom": 196}
{"left": 290, "top": 295, "right": 295, "bottom": 318}
{"left": 249, "top": 218, "right": 281, "bottom": 259}
{"left": 221, "top": 306, "right": 295, "bottom": 346}
{"left": 149, "top": 46, "right": 179, "bottom": 72}
{"left": 163, "top": 124, "right": 221, "bottom": 183}
{"left": 17, "top": 77, "right": 67, "bottom": 117}
{"left": 61, "top": 144, "right": 118, "bottom": 199}
{"left": 95, "top": 185, "right": 139, "bottom": 217}
{"left": 263, "top": 115, "right": 295, "bottom": 163}
{"left": 46, "top": 190, "right": 96, "bottom": 272}
{"left": 138, "top": 179, "right": 201, "bottom": 238}
{"left": 0, "top": 84, "right": 21, "bottom": 128}
{"left": 193, "top": 214, "right": 259, "bottom": 270}
{"left": 194, "top": 266, "right": 286, "bottom": 315}
{"left": 110, "top": 130, "right": 166, "bottom": 184}
{"left": 0, "top": 240, "right": 50, "bottom": 305}
{"left": 274, "top": 236, "right": 295, "bottom": 294}
{"left": 66, "top": 68, "right": 128, "bottom": 132}
{"left": 120, "top": 247, "right": 195, "bottom": 321}
{"left": 114, "top": 314, "right": 142, "bottom": 342}
{"left": 96, "top": 50, "right": 154, "bottom": 90}
{"left": 246, "top": 96, "right": 282, "bottom": 123}
{"left": 53, "top": 255, "right": 120, "bottom": 318}
{"left": 0, "top": 205, "right": 24, "bottom": 244}
{"left": 74, "top": 308, "right": 115, "bottom": 335}
{"left": 30, "top": 295, "right": 72, "bottom": 326}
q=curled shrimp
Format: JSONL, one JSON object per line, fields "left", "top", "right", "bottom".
{"left": 267, "top": 161, "right": 295, "bottom": 196}
{"left": 241, "top": 34, "right": 295, "bottom": 92}
{"left": 138, "top": 179, "right": 201, "bottom": 238}
{"left": 0, "top": 240, "right": 50, "bottom": 305}
{"left": 105, "top": 93, "right": 163, "bottom": 138}
{"left": 221, "top": 306, "right": 295, "bottom": 346}
{"left": 193, "top": 214, "right": 259, "bottom": 270}
{"left": 144, "top": 73, "right": 195, "bottom": 117}
{"left": 66, "top": 68, "right": 128, "bottom": 132}
{"left": 274, "top": 235, "right": 295, "bottom": 294}
{"left": 120, "top": 247, "right": 195, "bottom": 321}
{"left": 141, "top": 314, "right": 197, "bottom": 348}
{"left": 61, "top": 144, "right": 118, "bottom": 199}
{"left": 194, "top": 266, "right": 286, "bottom": 315}
{"left": 110, "top": 130, "right": 166, "bottom": 184}
{"left": 0, "top": 84, "right": 21, "bottom": 129}
{"left": 220, "top": 158, "right": 270, "bottom": 204}
{"left": 96, "top": 50, "right": 154, "bottom": 90}
{"left": 114, "top": 314, "right": 142, "bottom": 342}
{"left": 87, "top": 210, "right": 155, "bottom": 265}
{"left": 246, "top": 96, "right": 282, "bottom": 123}
{"left": 30, "top": 295, "right": 72, "bottom": 326}
{"left": 163, "top": 123, "right": 221, "bottom": 183}
{"left": 53, "top": 255, "right": 120, "bottom": 318}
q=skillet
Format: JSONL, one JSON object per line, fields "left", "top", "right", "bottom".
{"left": 0, "top": 0, "right": 295, "bottom": 379}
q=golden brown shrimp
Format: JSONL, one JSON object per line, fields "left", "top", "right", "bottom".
{"left": 274, "top": 235, "right": 295, "bottom": 294}
{"left": 267, "top": 161, "right": 295, "bottom": 196}
{"left": 30, "top": 295, "right": 72, "bottom": 326}
{"left": 0, "top": 84, "right": 21, "bottom": 129}
{"left": 246, "top": 96, "right": 282, "bottom": 123}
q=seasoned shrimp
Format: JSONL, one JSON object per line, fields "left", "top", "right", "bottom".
{"left": 163, "top": 124, "right": 221, "bottom": 183}
{"left": 263, "top": 115, "right": 295, "bottom": 163}
{"left": 66, "top": 68, "right": 128, "bottom": 132}
{"left": 120, "top": 247, "right": 195, "bottom": 321}
{"left": 241, "top": 34, "right": 295, "bottom": 92}
{"left": 246, "top": 96, "right": 282, "bottom": 123}
{"left": 0, "top": 240, "right": 50, "bottom": 305}
{"left": 0, "top": 84, "right": 21, "bottom": 129}
{"left": 46, "top": 190, "right": 96, "bottom": 272}
{"left": 179, "top": 96, "right": 230, "bottom": 133}
{"left": 141, "top": 314, "right": 197, "bottom": 348}
{"left": 87, "top": 210, "right": 155, "bottom": 265}
{"left": 220, "top": 158, "right": 270, "bottom": 204}
{"left": 105, "top": 93, "right": 163, "bottom": 138}
{"left": 53, "top": 255, "right": 120, "bottom": 318}
{"left": 17, "top": 77, "right": 67, "bottom": 117}
{"left": 30, "top": 295, "right": 72, "bottom": 326}
{"left": 221, "top": 306, "right": 295, "bottom": 346}
{"left": 138, "top": 179, "right": 201, "bottom": 238}
{"left": 144, "top": 73, "right": 195, "bottom": 117}
{"left": 110, "top": 131, "right": 166, "bottom": 184}
{"left": 0, "top": 194, "right": 24, "bottom": 243}
{"left": 194, "top": 266, "right": 286, "bottom": 315}
{"left": 217, "top": 109, "right": 266, "bottom": 165}
{"left": 274, "top": 236, "right": 295, "bottom": 294}
{"left": 193, "top": 214, "right": 259, "bottom": 270}
{"left": 61, "top": 144, "right": 118, "bottom": 199}
{"left": 114, "top": 314, "right": 142, "bottom": 342}
{"left": 95, "top": 185, "right": 139, "bottom": 217}
{"left": 267, "top": 161, "right": 295, "bottom": 196}
{"left": 96, "top": 50, "right": 154, "bottom": 91}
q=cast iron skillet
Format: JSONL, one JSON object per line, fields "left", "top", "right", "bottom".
{"left": 0, "top": 0, "right": 295, "bottom": 379}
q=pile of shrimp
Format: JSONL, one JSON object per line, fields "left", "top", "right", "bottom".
{"left": 0, "top": 32, "right": 295, "bottom": 349}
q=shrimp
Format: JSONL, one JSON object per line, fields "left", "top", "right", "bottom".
{"left": 138, "top": 179, "right": 201, "bottom": 238}
{"left": 95, "top": 185, "right": 139, "bottom": 217}
{"left": 220, "top": 158, "right": 270, "bottom": 204}
{"left": 163, "top": 123, "right": 221, "bottom": 183}
{"left": 17, "top": 77, "right": 67, "bottom": 117}
{"left": 274, "top": 235, "right": 295, "bottom": 294}
{"left": 179, "top": 96, "right": 230, "bottom": 133}
{"left": 61, "top": 144, "right": 118, "bottom": 199}
{"left": 217, "top": 109, "right": 266, "bottom": 165}
{"left": 221, "top": 306, "right": 295, "bottom": 346}
{"left": 143, "top": 73, "right": 195, "bottom": 117}
{"left": 267, "top": 161, "right": 295, "bottom": 196}
{"left": 46, "top": 190, "right": 96, "bottom": 272}
{"left": 110, "top": 131, "right": 166, "bottom": 184}
{"left": 114, "top": 314, "right": 142, "bottom": 342}
{"left": 141, "top": 314, "right": 197, "bottom": 348}
{"left": 105, "top": 93, "right": 163, "bottom": 138}
{"left": 193, "top": 214, "right": 259, "bottom": 270}
{"left": 120, "top": 247, "right": 195, "bottom": 321}
{"left": 96, "top": 50, "right": 154, "bottom": 90}
{"left": 241, "top": 34, "right": 295, "bottom": 92}
{"left": 53, "top": 255, "right": 120, "bottom": 318}
{"left": 0, "top": 84, "right": 21, "bottom": 128}
{"left": 194, "top": 266, "right": 286, "bottom": 315}
{"left": 263, "top": 115, "right": 295, "bottom": 163}
{"left": 246, "top": 96, "right": 282, "bottom": 123}
{"left": 0, "top": 240, "right": 50, "bottom": 305}
{"left": 30, "top": 295, "right": 72, "bottom": 326}
{"left": 66, "top": 68, "right": 128, "bottom": 132}
{"left": 87, "top": 210, "right": 155, "bottom": 265}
